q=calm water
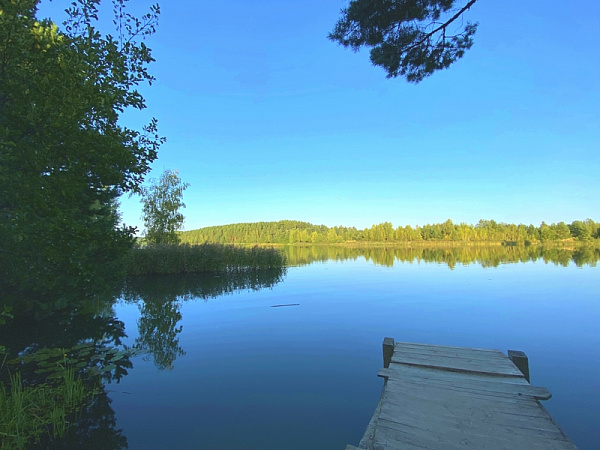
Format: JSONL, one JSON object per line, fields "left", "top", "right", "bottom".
{"left": 108, "top": 247, "right": 599, "bottom": 449}
{"left": 2, "top": 246, "right": 599, "bottom": 449}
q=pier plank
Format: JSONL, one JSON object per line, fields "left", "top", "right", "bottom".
{"left": 350, "top": 339, "right": 576, "bottom": 449}
{"left": 390, "top": 352, "right": 524, "bottom": 377}
{"left": 378, "top": 367, "right": 552, "bottom": 400}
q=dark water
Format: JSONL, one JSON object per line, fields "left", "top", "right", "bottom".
{"left": 2, "top": 246, "right": 599, "bottom": 449}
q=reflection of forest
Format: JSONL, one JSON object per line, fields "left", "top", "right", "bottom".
{"left": 1, "top": 298, "right": 130, "bottom": 448}
{"left": 121, "top": 268, "right": 287, "bottom": 302}
{"left": 0, "top": 268, "right": 287, "bottom": 447}
{"left": 120, "top": 268, "right": 287, "bottom": 370}
{"left": 284, "top": 245, "right": 600, "bottom": 269}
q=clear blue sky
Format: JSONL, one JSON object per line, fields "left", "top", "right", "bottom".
{"left": 42, "top": 1, "right": 600, "bottom": 231}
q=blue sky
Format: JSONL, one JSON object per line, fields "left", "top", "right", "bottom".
{"left": 42, "top": 1, "right": 600, "bottom": 231}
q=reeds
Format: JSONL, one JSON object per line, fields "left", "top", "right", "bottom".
{"left": 125, "top": 243, "right": 286, "bottom": 276}
{"left": 0, "top": 367, "right": 92, "bottom": 449}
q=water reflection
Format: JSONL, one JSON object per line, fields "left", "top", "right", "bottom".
{"left": 0, "top": 297, "right": 130, "bottom": 448}
{"left": 119, "top": 269, "right": 286, "bottom": 370}
{"left": 284, "top": 245, "right": 600, "bottom": 269}
{"left": 121, "top": 268, "right": 287, "bottom": 302}
{"left": 37, "top": 390, "right": 128, "bottom": 449}
{"left": 2, "top": 247, "right": 597, "bottom": 448}
{"left": 0, "top": 268, "right": 287, "bottom": 448}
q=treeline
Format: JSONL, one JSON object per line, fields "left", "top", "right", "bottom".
{"left": 180, "top": 219, "right": 600, "bottom": 245}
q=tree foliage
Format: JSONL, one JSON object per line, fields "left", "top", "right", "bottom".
{"left": 179, "top": 219, "right": 600, "bottom": 245}
{"left": 329, "top": 0, "right": 479, "bottom": 82}
{"left": 141, "top": 170, "right": 189, "bottom": 245}
{"left": 0, "top": 0, "right": 163, "bottom": 302}
{"left": 283, "top": 244, "right": 600, "bottom": 269}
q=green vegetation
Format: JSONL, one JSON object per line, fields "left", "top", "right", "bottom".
{"left": 284, "top": 244, "right": 600, "bottom": 270}
{"left": 0, "top": 307, "right": 134, "bottom": 448}
{"left": 126, "top": 243, "right": 286, "bottom": 276}
{"left": 180, "top": 219, "right": 600, "bottom": 246}
{"left": 141, "top": 169, "right": 190, "bottom": 245}
{"left": 0, "top": 365, "right": 95, "bottom": 449}
{"left": 329, "top": 0, "right": 479, "bottom": 82}
{"left": 0, "top": 0, "right": 163, "bottom": 303}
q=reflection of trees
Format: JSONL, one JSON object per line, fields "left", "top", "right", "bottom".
{"left": 0, "top": 298, "right": 130, "bottom": 448}
{"left": 136, "top": 298, "right": 185, "bottom": 370}
{"left": 120, "top": 268, "right": 287, "bottom": 370}
{"left": 122, "top": 268, "right": 287, "bottom": 302}
{"left": 283, "top": 245, "right": 600, "bottom": 269}
{"left": 572, "top": 247, "right": 599, "bottom": 267}
{"left": 37, "top": 390, "right": 128, "bottom": 449}
{"left": 1, "top": 267, "right": 287, "bottom": 445}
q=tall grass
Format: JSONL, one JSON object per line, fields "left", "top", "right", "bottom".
{"left": 0, "top": 367, "right": 93, "bottom": 449}
{"left": 126, "top": 243, "right": 286, "bottom": 276}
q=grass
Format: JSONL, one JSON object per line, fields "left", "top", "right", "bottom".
{"left": 126, "top": 243, "right": 287, "bottom": 276}
{"left": 0, "top": 366, "right": 94, "bottom": 449}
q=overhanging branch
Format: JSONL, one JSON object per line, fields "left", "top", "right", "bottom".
{"left": 403, "top": 0, "right": 479, "bottom": 53}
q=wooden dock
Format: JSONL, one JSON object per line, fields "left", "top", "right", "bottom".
{"left": 348, "top": 338, "right": 576, "bottom": 450}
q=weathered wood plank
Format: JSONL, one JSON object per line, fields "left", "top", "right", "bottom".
{"left": 378, "top": 367, "right": 551, "bottom": 400}
{"left": 380, "top": 383, "right": 551, "bottom": 418}
{"left": 393, "top": 347, "right": 510, "bottom": 363}
{"left": 376, "top": 415, "right": 568, "bottom": 445}
{"left": 379, "top": 390, "right": 566, "bottom": 436}
{"left": 391, "top": 352, "right": 524, "bottom": 377}
{"left": 395, "top": 343, "right": 505, "bottom": 357}
{"left": 373, "top": 424, "right": 440, "bottom": 449}
{"left": 350, "top": 340, "right": 576, "bottom": 449}
{"left": 378, "top": 387, "right": 571, "bottom": 440}
{"left": 375, "top": 417, "right": 575, "bottom": 449}
{"left": 352, "top": 338, "right": 576, "bottom": 449}
{"left": 380, "top": 361, "right": 530, "bottom": 386}
{"left": 393, "top": 344, "right": 519, "bottom": 365}
{"left": 384, "top": 376, "right": 552, "bottom": 402}
{"left": 394, "top": 343, "right": 516, "bottom": 359}
{"left": 395, "top": 341, "right": 502, "bottom": 354}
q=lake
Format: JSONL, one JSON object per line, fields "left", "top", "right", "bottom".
{"left": 2, "top": 245, "right": 599, "bottom": 449}
{"left": 110, "top": 246, "right": 599, "bottom": 449}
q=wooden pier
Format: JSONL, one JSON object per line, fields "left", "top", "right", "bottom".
{"left": 348, "top": 338, "right": 576, "bottom": 449}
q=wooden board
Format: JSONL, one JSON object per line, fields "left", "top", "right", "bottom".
{"left": 391, "top": 343, "right": 524, "bottom": 377}
{"left": 352, "top": 341, "right": 576, "bottom": 449}
{"left": 378, "top": 365, "right": 552, "bottom": 400}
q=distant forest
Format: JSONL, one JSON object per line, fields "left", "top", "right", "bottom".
{"left": 179, "top": 219, "right": 600, "bottom": 245}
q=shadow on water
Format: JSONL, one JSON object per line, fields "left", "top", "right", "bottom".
{"left": 283, "top": 244, "right": 600, "bottom": 269}
{"left": 0, "top": 267, "right": 286, "bottom": 448}
{"left": 0, "top": 296, "right": 131, "bottom": 449}
{"left": 121, "top": 268, "right": 287, "bottom": 302}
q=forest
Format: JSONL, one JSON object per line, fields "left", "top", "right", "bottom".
{"left": 179, "top": 219, "right": 600, "bottom": 245}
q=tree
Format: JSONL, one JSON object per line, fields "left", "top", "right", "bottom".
{"left": 569, "top": 220, "right": 592, "bottom": 242}
{"left": 299, "top": 229, "right": 310, "bottom": 243}
{"left": 141, "top": 169, "right": 189, "bottom": 245}
{"left": 539, "top": 222, "right": 554, "bottom": 241}
{"left": 329, "top": 0, "right": 479, "bottom": 82}
{"left": 553, "top": 222, "right": 572, "bottom": 240}
{"left": 0, "top": 0, "right": 163, "bottom": 302}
